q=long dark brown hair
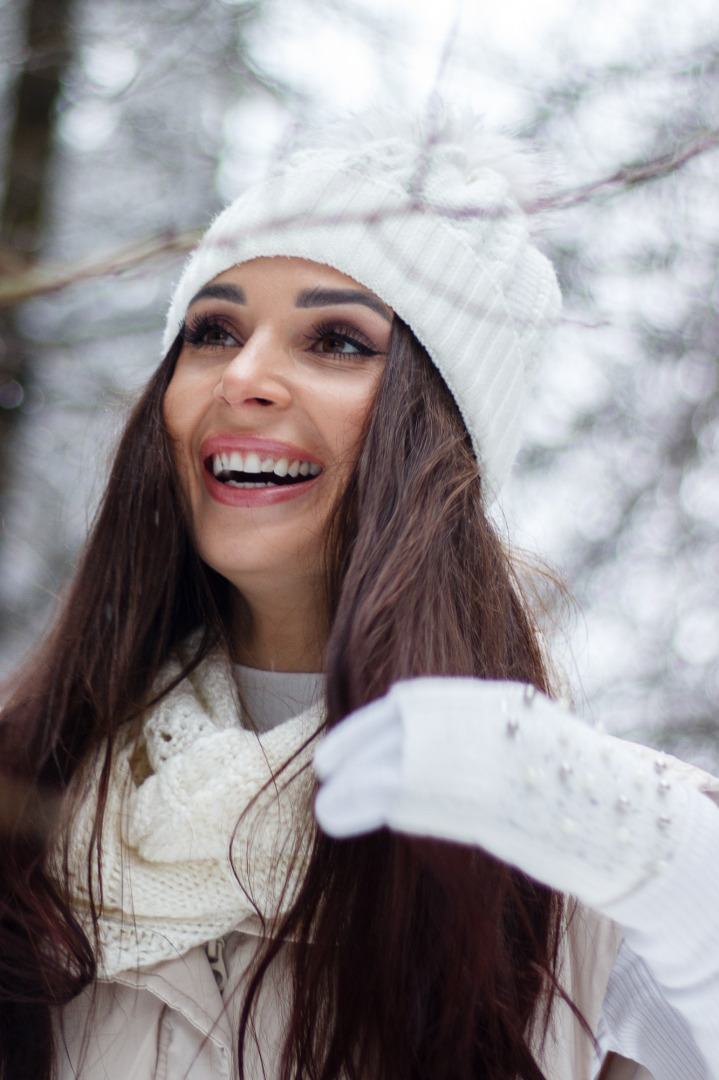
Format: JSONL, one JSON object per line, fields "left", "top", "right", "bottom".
{"left": 0, "top": 317, "right": 563, "bottom": 1080}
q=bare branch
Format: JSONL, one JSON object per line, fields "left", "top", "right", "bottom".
{"left": 0, "top": 228, "right": 204, "bottom": 306}
{"left": 533, "top": 129, "right": 719, "bottom": 212}
{"left": 1, "top": 128, "right": 717, "bottom": 308}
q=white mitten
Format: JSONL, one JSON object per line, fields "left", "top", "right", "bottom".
{"left": 314, "top": 678, "right": 698, "bottom": 909}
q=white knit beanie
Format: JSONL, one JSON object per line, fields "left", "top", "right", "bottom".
{"left": 163, "top": 113, "right": 561, "bottom": 497}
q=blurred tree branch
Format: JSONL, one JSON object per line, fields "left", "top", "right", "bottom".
{"left": 0, "top": 227, "right": 204, "bottom": 304}
{"left": 535, "top": 128, "right": 719, "bottom": 212}
{"left": 1, "top": 125, "right": 717, "bottom": 308}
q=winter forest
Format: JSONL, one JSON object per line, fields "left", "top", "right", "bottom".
{"left": 1, "top": 0, "right": 718, "bottom": 766}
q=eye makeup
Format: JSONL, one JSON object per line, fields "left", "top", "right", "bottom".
{"left": 305, "top": 320, "right": 382, "bottom": 358}
{"left": 180, "top": 310, "right": 384, "bottom": 360}
{"left": 180, "top": 312, "right": 241, "bottom": 349}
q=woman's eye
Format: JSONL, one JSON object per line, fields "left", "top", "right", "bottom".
{"left": 201, "top": 326, "right": 239, "bottom": 347}
{"left": 317, "top": 334, "right": 363, "bottom": 355}
{"left": 180, "top": 316, "right": 241, "bottom": 349}
{"left": 309, "top": 324, "right": 379, "bottom": 358}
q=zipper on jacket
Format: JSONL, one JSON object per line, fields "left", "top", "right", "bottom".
{"left": 205, "top": 937, "right": 228, "bottom": 994}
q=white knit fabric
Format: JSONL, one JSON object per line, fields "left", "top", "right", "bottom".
{"left": 64, "top": 651, "right": 322, "bottom": 978}
{"left": 314, "top": 678, "right": 719, "bottom": 907}
{"left": 162, "top": 117, "right": 561, "bottom": 498}
{"left": 599, "top": 941, "right": 711, "bottom": 1078}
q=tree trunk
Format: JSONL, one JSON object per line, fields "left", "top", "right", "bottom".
{"left": 0, "top": 0, "right": 74, "bottom": 508}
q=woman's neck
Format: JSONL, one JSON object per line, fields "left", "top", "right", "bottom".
{"left": 233, "top": 584, "right": 326, "bottom": 673}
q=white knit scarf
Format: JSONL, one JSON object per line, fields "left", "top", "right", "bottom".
{"left": 64, "top": 650, "right": 322, "bottom": 979}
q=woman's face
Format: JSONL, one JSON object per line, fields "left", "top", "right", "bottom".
{"left": 164, "top": 256, "right": 391, "bottom": 598}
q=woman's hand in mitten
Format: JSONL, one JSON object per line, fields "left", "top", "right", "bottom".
{"left": 313, "top": 678, "right": 699, "bottom": 909}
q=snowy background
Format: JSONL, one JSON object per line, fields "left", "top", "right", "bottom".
{"left": 1, "top": 0, "right": 718, "bottom": 766}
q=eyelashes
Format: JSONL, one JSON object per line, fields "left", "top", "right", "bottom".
{"left": 180, "top": 312, "right": 238, "bottom": 348}
{"left": 180, "top": 312, "right": 383, "bottom": 359}
{"left": 305, "top": 321, "right": 381, "bottom": 358}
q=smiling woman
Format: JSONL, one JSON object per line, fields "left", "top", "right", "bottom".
{"left": 1, "top": 113, "right": 719, "bottom": 1080}
{"left": 165, "top": 258, "right": 390, "bottom": 670}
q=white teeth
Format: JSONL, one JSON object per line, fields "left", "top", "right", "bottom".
{"left": 211, "top": 452, "right": 322, "bottom": 480}
{"left": 226, "top": 480, "right": 272, "bottom": 489}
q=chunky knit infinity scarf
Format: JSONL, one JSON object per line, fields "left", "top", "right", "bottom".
{"left": 64, "top": 650, "right": 321, "bottom": 978}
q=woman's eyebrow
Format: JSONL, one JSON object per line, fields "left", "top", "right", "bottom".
{"left": 295, "top": 287, "right": 392, "bottom": 323}
{"left": 187, "top": 283, "right": 246, "bottom": 307}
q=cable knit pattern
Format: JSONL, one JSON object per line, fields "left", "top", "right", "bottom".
{"left": 64, "top": 651, "right": 322, "bottom": 979}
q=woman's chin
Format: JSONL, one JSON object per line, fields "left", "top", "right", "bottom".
{"left": 198, "top": 538, "right": 325, "bottom": 594}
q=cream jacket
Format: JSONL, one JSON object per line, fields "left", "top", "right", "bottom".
{"left": 54, "top": 907, "right": 649, "bottom": 1080}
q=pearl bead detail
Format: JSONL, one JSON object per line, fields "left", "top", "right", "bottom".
{"left": 506, "top": 715, "right": 520, "bottom": 737}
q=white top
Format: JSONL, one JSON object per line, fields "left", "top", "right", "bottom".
{"left": 247, "top": 666, "right": 713, "bottom": 1080}
{"left": 236, "top": 663, "right": 324, "bottom": 732}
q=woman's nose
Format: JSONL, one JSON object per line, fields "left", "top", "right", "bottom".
{"left": 213, "top": 332, "right": 293, "bottom": 410}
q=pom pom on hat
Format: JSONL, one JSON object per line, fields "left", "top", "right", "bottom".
{"left": 312, "top": 105, "right": 547, "bottom": 209}
{"left": 163, "top": 108, "right": 561, "bottom": 499}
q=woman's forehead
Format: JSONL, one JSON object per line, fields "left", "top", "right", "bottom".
{"left": 206, "top": 256, "right": 381, "bottom": 294}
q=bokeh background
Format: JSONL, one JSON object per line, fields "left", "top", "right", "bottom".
{"left": 1, "top": 0, "right": 718, "bottom": 766}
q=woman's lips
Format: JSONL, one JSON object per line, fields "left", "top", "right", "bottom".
{"left": 199, "top": 434, "right": 324, "bottom": 508}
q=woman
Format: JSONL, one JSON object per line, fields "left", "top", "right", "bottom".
{"left": 0, "top": 116, "right": 718, "bottom": 1080}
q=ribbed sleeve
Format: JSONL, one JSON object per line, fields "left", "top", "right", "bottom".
{"left": 605, "top": 791, "right": 719, "bottom": 1078}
